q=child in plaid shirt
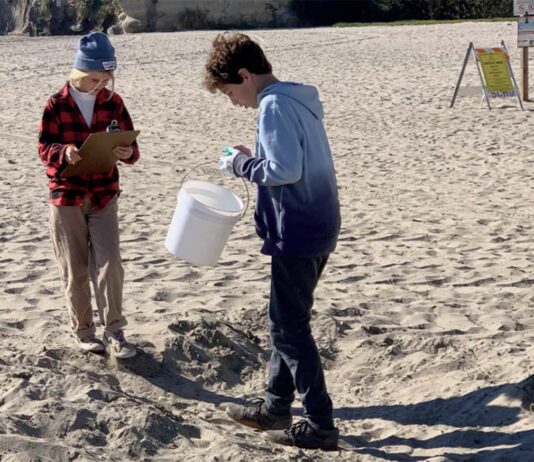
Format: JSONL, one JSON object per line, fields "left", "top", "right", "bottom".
{"left": 38, "top": 32, "right": 139, "bottom": 359}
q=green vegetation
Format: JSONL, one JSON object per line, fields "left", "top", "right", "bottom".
{"left": 290, "top": 0, "right": 514, "bottom": 26}
{"left": 334, "top": 17, "right": 516, "bottom": 28}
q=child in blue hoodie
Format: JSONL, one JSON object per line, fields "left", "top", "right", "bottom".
{"left": 204, "top": 32, "right": 341, "bottom": 450}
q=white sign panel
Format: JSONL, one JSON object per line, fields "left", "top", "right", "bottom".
{"left": 518, "top": 16, "right": 534, "bottom": 46}
{"left": 514, "top": 1, "right": 534, "bottom": 15}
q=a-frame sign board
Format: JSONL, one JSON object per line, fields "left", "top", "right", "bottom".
{"left": 451, "top": 41, "right": 524, "bottom": 110}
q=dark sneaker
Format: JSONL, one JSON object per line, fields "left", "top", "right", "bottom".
{"left": 226, "top": 398, "right": 292, "bottom": 431}
{"left": 77, "top": 335, "right": 105, "bottom": 353}
{"left": 103, "top": 329, "right": 136, "bottom": 359}
{"left": 265, "top": 420, "right": 339, "bottom": 450}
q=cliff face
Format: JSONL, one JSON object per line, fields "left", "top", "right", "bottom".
{"left": 0, "top": 0, "right": 296, "bottom": 36}
{"left": 115, "top": 0, "right": 296, "bottom": 32}
{"left": 0, "top": 0, "right": 32, "bottom": 35}
{"left": 0, "top": 0, "right": 78, "bottom": 36}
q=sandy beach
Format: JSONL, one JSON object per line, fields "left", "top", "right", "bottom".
{"left": 1, "top": 20, "right": 534, "bottom": 461}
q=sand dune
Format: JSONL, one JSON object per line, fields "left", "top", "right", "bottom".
{"left": 1, "top": 21, "right": 534, "bottom": 461}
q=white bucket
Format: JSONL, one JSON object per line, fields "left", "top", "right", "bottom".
{"left": 165, "top": 180, "right": 244, "bottom": 266}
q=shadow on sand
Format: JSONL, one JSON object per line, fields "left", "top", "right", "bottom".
{"left": 337, "top": 375, "right": 534, "bottom": 461}
{"left": 113, "top": 347, "right": 243, "bottom": 407}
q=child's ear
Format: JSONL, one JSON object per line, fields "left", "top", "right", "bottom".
{"left": 238, "top": 68, "right": 251, "bottom": 81}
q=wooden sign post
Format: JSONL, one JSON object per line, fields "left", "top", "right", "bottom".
{"left": 522, "top": 47, "right": 529, "bottom": 100}
{"left": 514, "top": 0, "right": 534, "bottom": 100}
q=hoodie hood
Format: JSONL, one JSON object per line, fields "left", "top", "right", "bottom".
{"left": 257, "top": 82, "right": 324, "bottom": 120}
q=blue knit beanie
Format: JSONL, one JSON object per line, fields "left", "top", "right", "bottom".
{"left": 73, "top": 32, "right": 116, "bottom": 72}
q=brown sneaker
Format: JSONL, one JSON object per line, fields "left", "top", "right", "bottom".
{"left": 265, "top": 420, "right": 339, "bottom": 450}
{"left": 226, "top": 398, "right": 292, "bottom": 431}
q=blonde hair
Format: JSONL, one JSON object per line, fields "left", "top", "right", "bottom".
{"left": 68, "top": 69, "right": 115, "bottom": 100}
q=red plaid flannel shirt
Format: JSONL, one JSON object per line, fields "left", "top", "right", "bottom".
{"left": 38, "top": 83, "right": 140, "bottom": 209}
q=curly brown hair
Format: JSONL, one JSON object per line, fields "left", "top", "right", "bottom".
{"left": 203, "top": 32, "right": 272, "bottom": 93}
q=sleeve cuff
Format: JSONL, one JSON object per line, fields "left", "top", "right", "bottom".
{"left": 232, "top": 152, "right": 250, "bottom": 177}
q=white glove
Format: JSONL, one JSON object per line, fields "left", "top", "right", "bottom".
{"left": 219, "top": 147, "right": 241, "bottom": 176}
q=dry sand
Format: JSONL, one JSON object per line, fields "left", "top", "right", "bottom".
{"left": 1, "top": 21, "right": 534, "bottom": 461}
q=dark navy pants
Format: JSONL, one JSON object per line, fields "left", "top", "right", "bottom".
{"left": 264, "top": 255, "right": 334, "bottom": 429}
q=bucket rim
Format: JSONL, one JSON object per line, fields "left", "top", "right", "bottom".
{"left": 179, "top": 180, "right": 244, "bottom": 216}
{"left": 178, "top": 161, "right": 251, "bottom": 220}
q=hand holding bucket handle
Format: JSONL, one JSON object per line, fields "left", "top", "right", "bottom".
{"left": 219, "top": 146, "right": 251, "bottom": 176}
{"left": 219, "top": 149, "right": 240, "bottom": 175}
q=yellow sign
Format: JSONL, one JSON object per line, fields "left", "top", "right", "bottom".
{"left": 451, "top": 42, "right": 522, "bottom": 109}
{"left": 476, "top": 50, "right": 515, "bottom": 95}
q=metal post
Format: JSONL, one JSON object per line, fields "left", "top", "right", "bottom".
{"left": 521, "top": 47, "right": 529, "bottom": 101}
{"left": 451, "top": 42, "right": 474, "bottom": 108}
{"left": 502, "top": 40, "right": 525, "bottom": 110}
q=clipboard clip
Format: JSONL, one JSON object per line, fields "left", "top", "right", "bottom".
{"left": 106, "top": 120, "right": 120, "bottom": 132}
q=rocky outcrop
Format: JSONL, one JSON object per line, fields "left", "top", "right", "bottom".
{"left": 0, "top": 0, "right": 79, "bottom": 35}
{"left": 0, "top": 0, "right": 32, "bottom": 35}
{"left": 0, "top": 0, "right": 120, "bottom": 36}
{"left": 118, "top": 0, "right": 296, "bottom": 32}
{"left": 0, "top": 0, "right": 297, "bottom": 36}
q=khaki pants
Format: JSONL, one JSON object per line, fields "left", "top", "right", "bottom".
{"left": 49, "top": 196, "right": 127, "bottom": 339}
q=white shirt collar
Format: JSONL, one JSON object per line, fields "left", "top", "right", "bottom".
{"left": 69, "top": 83, "right": 97, "bottom": 102}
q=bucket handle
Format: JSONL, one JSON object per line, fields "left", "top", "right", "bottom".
{"left": 178, "top": 161, "right": 250, "bottom": 220}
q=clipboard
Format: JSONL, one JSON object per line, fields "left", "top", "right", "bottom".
{"left": 61, "top": 130, "right": 140, "bottom": 178}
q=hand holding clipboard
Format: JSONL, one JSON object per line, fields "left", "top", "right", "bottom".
{"left": 61, "top": 129, "right": 140, "bottom": 178}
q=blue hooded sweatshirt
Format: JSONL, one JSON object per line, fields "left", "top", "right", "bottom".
{"left": 233, "top": 81, "right": 341, "bottom": 257}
